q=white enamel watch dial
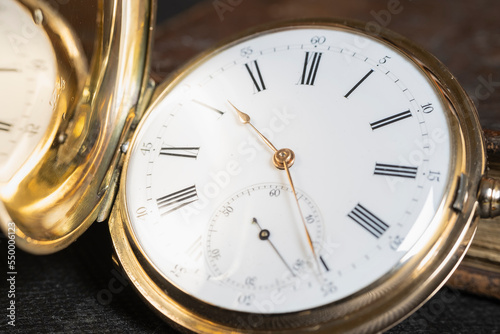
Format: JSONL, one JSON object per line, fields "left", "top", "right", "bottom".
{"left": 0, "top": 0, "right": 57, "bottom": 182}
{"left": 123, "top": 23, "right": 454, "bottom": 317}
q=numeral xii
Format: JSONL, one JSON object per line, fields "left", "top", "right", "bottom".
{"left": 300, "top": 52, "right": 323, "bottom": 85}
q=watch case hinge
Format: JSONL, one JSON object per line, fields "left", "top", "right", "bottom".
{"left": 96, "top": 78, "right": 156, "bottom": 222}
{"left": 452, "top": 173, "right": 468, "bottom": 212}
{"left": 96, "top": 114, "right": 133, "bottom": 223}
{"left": 132, "top": 77, "right": 156, "bottom": 130}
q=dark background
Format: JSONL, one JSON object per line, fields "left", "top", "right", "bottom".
{"left": 157, "top": 0, "right": 202, "bottom": 22}
{"left": 2, "top": 0, "right": 500, "bottom": 333}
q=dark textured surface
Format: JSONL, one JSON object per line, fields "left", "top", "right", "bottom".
{"left": 2, "top": 222, "right": 500, "bottom": 333}
{"left": 2, "top": 0, "right": 500, "bottom": 333}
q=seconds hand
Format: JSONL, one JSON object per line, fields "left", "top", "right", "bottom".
{"left": 228, "top": 101, "right": 321, "bottom": 271}
{"left": 252, "top": 217, "right": 296, "bottom": 277}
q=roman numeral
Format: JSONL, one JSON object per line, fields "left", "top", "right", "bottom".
{"left": 157, "top": 185, "right": 198, "bottom": 216}
{"left": 300, "top": 52, "right": 323, "bottom": 85}
{"left": 370, "top": 110, "right": 412, "bottom": 130}
{"left": 344, "top": 69, "right": 374, "bottom": 98}
{"left": 374, "top": 163, "right": 418, "bottom": 179}
{"left": 348, "top": 204, "right": 389, "bottom": 238}
{"left": 0, "top": 122, "right": 12, "bottom": 132}
{"left": 160, "top": 147, "right": 200, "bottom": 159}
{"left": 245, "top": 60, "right": 266, "bottom": 92}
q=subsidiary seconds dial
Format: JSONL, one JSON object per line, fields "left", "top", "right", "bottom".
{"left": 124, "top": 25, "right": 451, "bottom": 315}
{"left": 206, "top": 183, "right": 324, "bottom": 292}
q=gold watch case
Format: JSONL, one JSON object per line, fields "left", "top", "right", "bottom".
{"left": 0, "top": 1, "right": 488, "bottom": 333}
{"left": 109, "top": 20, "right": 484, "bottom": 333}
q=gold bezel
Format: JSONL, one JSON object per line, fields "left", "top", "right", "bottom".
{"left": 110, "top": 19, "right": 485, "bottom": 333}
{"left": 0, "top": 0, "right": 155, "bottom": 254}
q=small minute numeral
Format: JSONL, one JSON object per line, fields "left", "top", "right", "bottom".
{"left": 300, "top": 52, "right": 323, "bottom": 85}
{"left": 160, "top": 147, "right": 200, "bottom": 159}
{"left": 374, "top": 163, "right": 418, "bottom": 179}
{"left": 136, "top": 207, "right": 148, "bottom": 219}
{"left": 157, "top": 185, "right": 198, "bottom": 216}
{"left": 370, "top": 110, "right": 412, "bottom": 130}
{"left": 245, "top": 60, "right": 266, "bottom": 92}
{"left": 344, "top": 69, "right": 374, "bottom": 98}
{"left": 348, "top": 204, "right": 389, "bottom": 238}
{"left": 0, "top": 122, "right": 12, "bottom": 132}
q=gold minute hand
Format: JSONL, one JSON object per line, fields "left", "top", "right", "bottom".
{"left": 275, "top": 148, "right": 321, "bottom": 272}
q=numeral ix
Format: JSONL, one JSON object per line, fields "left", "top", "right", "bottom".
{"left": 160, "top": 147, "right": 199, "bottom": 159}
{"left": 157, "top": 185, "right": 198, "bottom": 216}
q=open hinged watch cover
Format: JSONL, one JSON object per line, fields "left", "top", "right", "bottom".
{"left": 0, "top": 0, "right": 155, "bottom": 254}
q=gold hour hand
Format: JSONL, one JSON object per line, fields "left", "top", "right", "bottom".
{"left": 227, "top": 100, "right": 278, "bottom": 152}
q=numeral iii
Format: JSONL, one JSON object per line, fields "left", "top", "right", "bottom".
{"left": 374, "top": 163, "right": 417, "bottom": 179}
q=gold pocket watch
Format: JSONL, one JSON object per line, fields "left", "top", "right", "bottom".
{"left": 1, "top": 0, "right": 499, "bottom": 333}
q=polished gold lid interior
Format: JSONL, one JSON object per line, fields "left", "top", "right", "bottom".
{"left": 0, "top": 0, "right": 155, "bottom": 254}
